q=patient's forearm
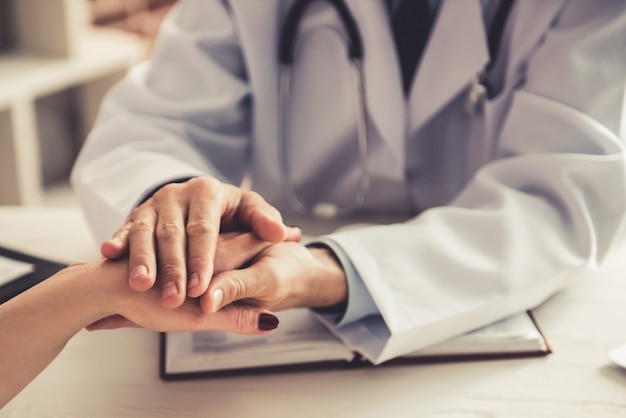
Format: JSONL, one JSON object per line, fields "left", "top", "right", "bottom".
{"left": 0, "top": 264, "right": 106, "bottom": 408}
{"left": 0, "top": 256, "right": 279, "bottom": 407}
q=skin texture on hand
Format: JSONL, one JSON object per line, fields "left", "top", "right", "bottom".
{"left": 201, "top": 242, "right": 349, "bottom": 314}
{"left": 91, "top": 260, "right": 280, "bottom": 334}
{"left": 0, "top": 258, "right": 281, "bottom": 408}
{"left": 94, "top": 177, "right": 347, "bottom": 331}
{"left": 89, "top": 241, "right": 349, "bottom": 331}
{"left": 99, "top": 177, "right": 291, "bottom": 309}
{"left": 89, "top": 229, "right": 302, "bottom": 330}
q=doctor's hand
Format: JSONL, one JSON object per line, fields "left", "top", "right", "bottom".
{"left": 199, "top": 242, "right": 348, "bottom": 314}
{"left": 89, "top": 229, "right": 302, "bottom": 332}
{"left": 99, "top": 177, "right": 295, "bottom": 309}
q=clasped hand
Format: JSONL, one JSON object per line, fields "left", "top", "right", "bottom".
{"left": 93, "top": 177, "right": 347, "bottom": 335}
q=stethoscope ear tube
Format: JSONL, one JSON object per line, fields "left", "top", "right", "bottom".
{"left": 279, "top": 0, "right": 363, "bottom": 65}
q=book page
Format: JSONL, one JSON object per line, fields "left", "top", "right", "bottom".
{"left": 0, "top": 255, "right": 34, "bottom": 287}
{"left": 165, "top": 309, "right": 354, "bottom": 374}
{"left": 164, "top": 310, "right": 548, "bottom": 376}
{"left": 410, "top": 312, "right": 548, "bottom": 356}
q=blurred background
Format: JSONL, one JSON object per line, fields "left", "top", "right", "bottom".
{"left": 89, "top": 0, "right": 176, "bottom": 45}
{"left": 0, "top": 0, "right": 177, "bottom": 207}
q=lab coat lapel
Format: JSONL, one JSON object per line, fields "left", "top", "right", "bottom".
{"left": 504, "top": 0, "right": 568, "bottom": 82}
{"left": 407, "top": 0, "right": 569, "bottom": 134}
{"left": 408, "top": 0, "right": 489, "bottom": 134}
{"left": 346, "top": 0, "right": 406, "bottom": 165}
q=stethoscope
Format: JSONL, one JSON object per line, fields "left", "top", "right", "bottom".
{"left": 465, "top": 0, "right": 515, "bottom": 112}
{"left": 278, "top": 0, "right": 514, "bottom": 219}
{"left": 279, "top": 0, "right": 368, "bottom": 219}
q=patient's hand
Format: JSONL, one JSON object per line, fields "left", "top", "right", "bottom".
{"left": 85, "top": 255, "right": 279, "bottom": 335}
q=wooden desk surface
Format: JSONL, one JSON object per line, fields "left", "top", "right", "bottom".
{"left": 1, "top": 206, "right": 626, "bottom": 418}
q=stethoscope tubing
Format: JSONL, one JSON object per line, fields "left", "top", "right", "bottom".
{"left": 279, "top": 0, "right": 370, "bottom": 218}
{"left": 278, "top": 0, "right": 515, "bottom": 218}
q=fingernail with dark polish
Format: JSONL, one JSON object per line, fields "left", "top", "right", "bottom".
{"left": 258, "top": 313, "right": 279, "bottom": 331}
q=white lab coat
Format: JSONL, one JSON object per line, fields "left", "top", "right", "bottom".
{"left": 71, "top": 0, "right": 626, "bottom": 364}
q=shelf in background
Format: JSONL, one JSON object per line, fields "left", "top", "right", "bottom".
{"left": 0, "top": 28, "right": 143, "bottom": 104}
{"left": 0, "top": 0, "right": 145, "bottom": 206}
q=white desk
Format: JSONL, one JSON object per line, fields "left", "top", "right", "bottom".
{"left": 1, "top": 206, "right": 626, "bottom": 417}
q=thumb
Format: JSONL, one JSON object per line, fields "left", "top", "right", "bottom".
{"left": 100, "top": 238, "right": 127, "bottom": 260}
{"left": 100, "top": 219, "right": 133, "bottom": 259}
{"left": 200, "top": 270, "right": 258, "bottom": 314}
{"left": 238, "top": 191, "right": 288, "bottom": 243}
{"left": 285, "top": 226, "right": 302, "bottom": 242}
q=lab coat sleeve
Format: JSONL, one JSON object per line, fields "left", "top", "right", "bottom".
{"left": 309, "top": 238, "right": 380, "bottom": 325}
{"left": 70, "top": 0, "right": 251, "bottom": 242}
{"left": 318, "top": 4, "right": 626, "bottom": 364}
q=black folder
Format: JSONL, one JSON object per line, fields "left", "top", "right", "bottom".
{"left": 0, "top": 246, "right": 66, "bottom": 304}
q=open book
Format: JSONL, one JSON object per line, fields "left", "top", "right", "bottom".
{"left": 160, "top": 309, "right": 550, "bottom": 380}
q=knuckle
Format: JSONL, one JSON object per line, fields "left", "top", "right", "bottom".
{"left": 244, "top": 190, "right": 263, "bottom": 202}
{"left": 129, "top": 218, "right": 153, "bottom": 234}
{"left": 186, "top": 218, "right": 216, "bottom": 237}
{"left": 230, "top": 306, "right": 255, "bottom": 332}
{"left": 126, "top": 221, "right": 154, "bottom": 244}
{"left": 258, "top": 265, "right": 287, "bottom": 304}
{"left": 191, "top": 177, "right": 220, "bottom": 194}
{"left": 230, "top": 274, "right": 249, "bottom": 300}
{"left": 112, "top": 228, "right": 128, "bottom": 241}
{"left": 131, "top": 248, "right": 154, "bottom": 265}
{"left": 155, "top": 221, "right": 184, "bottom": 241}
{"left": 158, "top": 261, "right": 184, "bottom": 282}
{"left": 131, "top": 248, "right": 152, "bottom": 261}
{"left": 153, "top": 182, "right": 180, "bottom": 199}
{"left": 187, "top": 254, "right": 208, "bottom": 270}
